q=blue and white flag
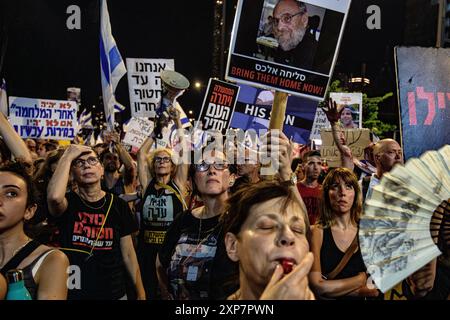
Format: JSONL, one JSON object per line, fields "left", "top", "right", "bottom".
{"left": 100, "top": 0, "right": 127, "bottom": 130}
{"left": 0, "top": 79, "right": 8, "bottom": 116}
{"left": 78, "top": 108, "right": 94, "bottom": 130}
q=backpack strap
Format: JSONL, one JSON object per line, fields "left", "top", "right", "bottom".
{"left": 0, "top": 240, "right": 40, "bottom": 275}
{"left": 326, "top": 234, "right": 359, "bottom": 280}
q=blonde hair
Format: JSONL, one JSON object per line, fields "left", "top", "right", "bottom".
{"left": 147, "top": 148, "right": 177, "bottom": 179}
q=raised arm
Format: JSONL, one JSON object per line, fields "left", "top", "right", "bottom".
{"left": 267, "top": 130, "right": 307, "bottom": 213}
{"left": 110, "top": 131, "right": 136, "bottom": 189}
{"left": 169, "top": 106, "right": 188, "bottom": 196}
{"left": 47, "top": 144, "right": 92, "bottom": 216}
{"left": 0, "top": 113, "right": 32, "bottom": 164}
{"left": 137, "top": 131, "right": 155, "bottom": 193}
{"left": 322, "top": 99, "right": 354, "bottom": 170}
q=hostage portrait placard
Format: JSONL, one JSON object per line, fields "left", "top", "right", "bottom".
{"left": 226, "top": 0, "right": 351, "bottom": 100}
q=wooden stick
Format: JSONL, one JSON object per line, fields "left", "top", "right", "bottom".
{"left": 269, "top": 91, "right": 288, "bottom": 129}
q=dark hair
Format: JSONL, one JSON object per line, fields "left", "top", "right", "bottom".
{"left": 43, "top": 142, "right": 58, "bottom": 153}
{"left": 0, "top": 138, "right": 12, "bottom": 162}
{"left": 99, "top": 149, "right": 120, "bottom": 163}
{"left": 291, "top": 157, "right": 302, "bottom": 172}
{"left": 302, "top": 150, "right": 321, "bottom": 163}
{"left": 318, "top": 168, "right": 362, "bottom": 228}
{"left": 0, "top": 161, "right": 36, "bottom": 208}
{"left": 222, "top": 180, "right": 310, "bottom": 240}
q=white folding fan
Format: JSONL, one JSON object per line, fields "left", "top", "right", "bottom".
{"left": 359, "top": 144, "right": 450, "bottom": 293}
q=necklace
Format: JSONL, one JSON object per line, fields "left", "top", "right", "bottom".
{"left": 79, "top": 193, "right": 107, "bottom": 210}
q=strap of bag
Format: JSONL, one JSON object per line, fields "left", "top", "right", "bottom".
{"left": 326, "top": 234, "right": 359, "bottom": 280}
{"left": 156, "top": 181, "right": 187, "bottom": 210}
{"left": 0, "top": 240, "right": 40, "bottom": 275}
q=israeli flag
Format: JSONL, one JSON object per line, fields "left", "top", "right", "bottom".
{"left": 100, "top": 0, "right": 127, "bottom": 130}
{"left": 78, "top": 108, "right": 94, "bottom": 130}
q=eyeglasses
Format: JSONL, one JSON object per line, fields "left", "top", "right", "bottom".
{"left": 272, "top": 11, "right": 304, "bottom": 26}
{"left": 72, "top": 156, "right": 100, "bottom": 168}
{"left": 194, "top": 162, "right": 229, "bottom": 172}
{"left": 155, "top": 156, "right": 171, "bottom": 163}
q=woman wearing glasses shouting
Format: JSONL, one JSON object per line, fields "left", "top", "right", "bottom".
{"left": 156, "top": 150, "right": 239, "bottom": 300}
{"left": 136, "top": 106, "right": 189, "bottom": 300}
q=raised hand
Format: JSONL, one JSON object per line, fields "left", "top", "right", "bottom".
{"left": 63, "top": 144, "right": 93, "bottom": 161}
{"left": 321, "top": 98, "right": 342, "bottom": 124}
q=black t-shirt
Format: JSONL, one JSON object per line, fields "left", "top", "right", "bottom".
{"left": 159, "top": 210, "right": 238, "bottom": 300}
{"left": 55, "top": 192, "right": 138, "bottom": 300}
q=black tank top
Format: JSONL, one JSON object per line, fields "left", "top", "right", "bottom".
{"left": 320, "top": 227, "right": 366, "bottom": 280}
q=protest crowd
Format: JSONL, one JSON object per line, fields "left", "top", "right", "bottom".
{"left": 0, "top": 0, "right": 449, "bottom": 303}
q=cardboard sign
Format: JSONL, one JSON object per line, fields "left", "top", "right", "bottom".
{"left": 9, "top": 96, "right": 78, "bottom": 140}
{"left": 395, "top": 46, "right": 450, "bottom": 160}
{"left": 320, "top": 128, "right": 371, "bottom": 167}
{"left": 126, "top": 58, "right": 174, "bottom": 118}
{"left": 226, "top": 0, "right": 352, "bottom": 100}
{"left": 198, "top": 79, "right": 240, "bottom": 132}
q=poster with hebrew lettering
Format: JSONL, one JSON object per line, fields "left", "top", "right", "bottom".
{"left": 8, "top": 96, "right": 78, "bottom": 140}
{"left": 229, "top": 83, "right": 317, "bottom": 144}
{"left": 126, "top": 58, "right": 175, "bottom": 118}
{"left": 395, "top": 46, "right": 450, "bottom": 160}
{"left": 197, "top": 79, "right": 240, "bottom": 132}
{"left": 226, "top": 0, "right": 351, "bottom": 100}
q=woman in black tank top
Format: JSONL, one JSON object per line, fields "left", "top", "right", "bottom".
{"left": 0, "top": 161, "right": 69, "bottom": 300}
{"left": 309, "top": 168, "right": 380, "bottom": 299}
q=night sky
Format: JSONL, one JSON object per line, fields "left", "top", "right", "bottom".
{"left": 0, "top": 0, "right": 439, "bottom": 133}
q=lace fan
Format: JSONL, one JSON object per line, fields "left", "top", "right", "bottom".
{"left": 359, "top": 145, "right": 450, "bottom": 293}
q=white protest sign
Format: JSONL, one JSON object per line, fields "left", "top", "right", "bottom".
{"left": 9, "top": 96, "right": 78, "bottom": 140}
{"left": 126, "top": 58, "right": 175, "bottom": 118}
{"left": 309, "top": 107, "right": 331, "bottom": 141}
{"left": 122, "top": 117, "right": 154, "bottom": 148}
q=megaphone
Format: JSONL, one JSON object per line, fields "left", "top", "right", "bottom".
{"left": 153, "top": 70, "right": 190, "bottom": 139}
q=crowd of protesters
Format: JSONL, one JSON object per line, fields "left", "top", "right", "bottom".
{"left": 0, "top": 99, "right": 448, "bottom": 301}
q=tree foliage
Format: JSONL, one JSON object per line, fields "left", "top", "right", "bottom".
{"left": 325, "top": 80, "right": 397, "bottom": 138}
